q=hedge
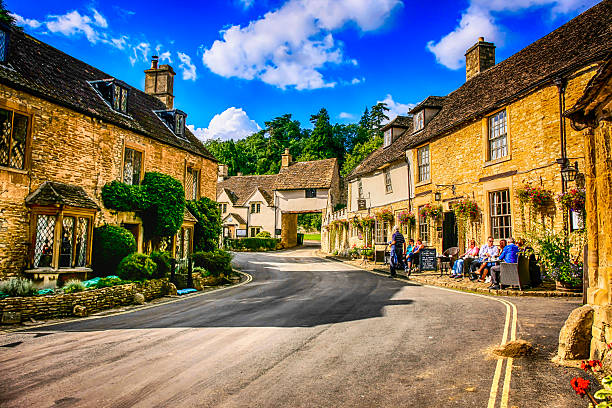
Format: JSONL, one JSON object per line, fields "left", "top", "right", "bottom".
{"left": 226, "top": 238, "right": 279, "bottom": 251}
{"left": 191, "top": 250, "right": 233, "bottom": 277}
{"left": 92, "top": 225, "right": 137, "bottom": 276}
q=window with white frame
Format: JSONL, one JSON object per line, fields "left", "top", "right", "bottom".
{"left": 488, "top": 110, "right": 508, "bottom": 161}
{"left": 489, "top": 189, "right": 512, "bottom": 239}
{"left": 384, "top": 167, "right": 392, "bottom": 193}
{"left": 418, "top": 206, "right": 429, "bottom": 245}
{"left": 414, "top": 110, "right": 424, "bottom": 132}
{"left": 375, "top": 220, "right": 389, "bottom": 244}
{"left": 384, "top": 129, "right": 392, "bottom": 147}
{"left": 417, "top": 145, "right": 430, "bottom": 182}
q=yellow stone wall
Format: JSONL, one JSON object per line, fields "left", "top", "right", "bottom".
{"left": 412, "top": 65, "right": 597, "bottom": 253}
{"left": 281, "top": 213, "right": 298, "bottom": 248}
{"left": 0, "top": 85, "right": 217, "bottom": 278}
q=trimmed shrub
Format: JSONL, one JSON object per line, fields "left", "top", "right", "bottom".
{"left": 255, "top": 231, "right": 271, "bottom": 238}
{"left": 95, "top": 277, "right": 127, "bottom": 289}
{"left": 140, "top": 172, "right": 185, "bottom": 238}
{"left": 101, "top": 180, "right": 148, "bottom": 212}
{"left": 149, "top": 251, "right": 171, "bottom": 279}
{"left": 62, "top": 279, "right": 86, "bottom": 294}
{"left": 92, "top": 225, "right": 137, "bottom": 276}
{"left": 117, "top": 253, "right": 156, "bottom": 281}
{"left": 0, "top": 278, "right": 37, "bottom": 297}
{"left": 226, "top": 238, "right": 279, "bottom": 251}
{"left": 193, "top": 266, "right": 209, "bottom": 277}
{"left": 191, "top": 250, "right": 233, "bottom": 277}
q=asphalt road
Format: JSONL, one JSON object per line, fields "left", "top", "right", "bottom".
{"left": 0, "top": 246, "right": 583, "bottom": 407}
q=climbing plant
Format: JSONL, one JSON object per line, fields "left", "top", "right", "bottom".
{"left": 101, "top": 172, "right": 185, "bottom": 241}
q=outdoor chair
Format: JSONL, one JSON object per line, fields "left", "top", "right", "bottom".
{"left": 499, "top": 256, "right": 531, "bottom": 291}
{"left": 438, "top": 247, "right": 459, "bottom": 276}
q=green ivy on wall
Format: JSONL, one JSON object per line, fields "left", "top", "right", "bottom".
{"left": 101, "top": 172, "right": 185, "bottom": 239}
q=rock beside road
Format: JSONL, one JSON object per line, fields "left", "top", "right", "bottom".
{"left": 73, "top": 305, "right": 88, "bottom": 317}
{"left": 134, "top": 293, "right": 145, "bottom": 305}
{"left": 557, "top": 305, "right": 594, "bottom": 360}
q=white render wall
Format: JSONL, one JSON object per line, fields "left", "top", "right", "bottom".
{"left": 276, "top": 189, "right": 329, "bottom": 212}
{"left": 348, "top": 159, "right": 413, "bottom": 211}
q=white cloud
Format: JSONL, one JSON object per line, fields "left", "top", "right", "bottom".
{"left": 129, "top": 42, "right": 150, "bottom": 66}
{"left": 10, "top": 13, "right": 42, "bottom": 29}
{"left": 339, "top": 112, "right": 354, "bottom": 119}
{"left": 377, "top": 94, "right": 415, "bottom": 122}
{"left": 351, "top": 77, "right": 364, "bottom": 85}
{"left": 238, "top": 0, "right": 255, "bottom": 9}
{"left": 177, "top": 52, "right": 197, "bottom": 81}
{"left": 427, "top": 0, "right": 597, "bottom": 69}
{"left": 202, "top": 0, "right": 402, "bottom": 90}
{"left": 110, "top": 35, "right": 128, "bottom": 50}
{"left": 189, "top": 107, "right": 261, "bottom": 141}
{"left": 45, "top": 9, "right": 108, "bottom": 44}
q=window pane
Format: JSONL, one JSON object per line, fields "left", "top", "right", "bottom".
{"left": 489, "top": 190, "right": 512, "bottom": 239}
{"left": 121, "top": 88, "right": 128, "bottom": 113}
{"left": 10, "top": 113, "right": 27, "bottom": 169}
{"left": 34, "top": 215, "right": 56, "bottom": 268}
{"left": 0, "top": 108, "right": 11, "bottom": 166}
{"left": 76, "top": 217, "right": 89, "bottom": 267}
{"left": 183, "top": 228, "right": 190, "bottom": 256}
{"left": 123, "top": 148, "right": 142, "bottom": 185}
{"left": 60, "top": 216, "right": 75, "bottom": 267}
{"left": 0, "top": 30, "right": 7, "bottom": 62}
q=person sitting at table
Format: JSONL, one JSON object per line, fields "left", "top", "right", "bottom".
{"left": 478, "top": 239, "right": 506, "bottom": 282}
{"left": 406, "top": 239, "right": 424, "bottom": 274}
{"left": 489, "top": 237, "right": 520, "bottom": 290}
{"left": 404, "top": 239, "right": 415, "bottom": 272}
{"left": 470, "top": 236, "right": 499, "bottom": 281}
{"left": 450, "top": 239, "right": 479, "bottom": 278}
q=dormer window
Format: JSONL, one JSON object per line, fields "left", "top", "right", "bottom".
{"left": 90, "top": 79, "right": 129, "bottom": 114}
{"left": 414, "top": 110, "right": 424, "bottom": 132}
{"left": 384, "top": 129, "right": 392, "bottom": 147}
{"left": 0, "top": 28, "right": 9, "bottom": 62}
{"left": 155, "top": 109, "right": 188, "bottom": 140}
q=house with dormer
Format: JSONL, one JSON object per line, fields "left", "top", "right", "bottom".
{"left": 0, "top": 26, "right": 217, "bottom": 282}
{"left": 217, "top": 149, "right": 340, "bottom": 247}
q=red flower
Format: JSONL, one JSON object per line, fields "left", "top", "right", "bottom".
{"left": 581, "top": 360, "right": 603, "bottom": 371}
{"left": 571, "top": 377, "right": 590, "bottom": 397}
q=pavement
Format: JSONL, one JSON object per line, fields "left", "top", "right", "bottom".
{"left": 0, "top": 246, "right": 588, "bottom": 407}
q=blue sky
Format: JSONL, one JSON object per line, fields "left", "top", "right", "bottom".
{"left": 9, "top": 0, "right": 600, "bottom": 141}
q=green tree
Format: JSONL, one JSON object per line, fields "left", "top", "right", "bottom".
{"left": 341, "top": 135, "right": 384, "bottom": 177}
{"left": 0, "top": 1, "right": 17, "bottom": 27}
{"left": 186, "top": 197, "right": 223, "bottom": 252}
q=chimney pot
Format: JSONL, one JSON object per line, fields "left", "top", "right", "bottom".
{"left": 478, "top": 37, "right": 484, "bottom": 42}
{"left": 151, "top": 56, "right": 159, "bottom": 69}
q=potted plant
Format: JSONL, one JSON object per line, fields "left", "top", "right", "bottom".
{"left": 419, "top": 203, "right": 443, "bottom": 222}
{"left": 516, "top": 184, "right": 553, "bottom": 209}
{"left": 360, "top": 215, "right": 375, "bottom": 230}
{"left": 529, "top": 228, "right": 582, "bottom": 291}
{"left": 558, "top": 188, "right": 586, "bottom": 222}
{"left": 452, "top": 199, "right": 479, "bottom": 220}
{"left": 397, "top": 210, "right": 416, "bottom": 227}
{"left": 375, "top": 208, "right": 394, "bottom": 223}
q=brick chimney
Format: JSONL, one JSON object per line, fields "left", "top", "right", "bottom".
{"left": 218, "top": 164, "right": 228, "bottom": 182}
{"left": 465, "top": 37, "right": 495, "bottom": 81}
{"left": 144, "top": 56, "right": 176, "bottom": 109}
{"left": 281, "top": 148, "right": 292, "bottom": 168}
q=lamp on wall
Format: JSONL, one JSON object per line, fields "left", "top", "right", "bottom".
{"left": 434, "top": 192, "right": 441, "bottom": 201}
{"left": 561, "top": 161, "right": 579, "bottom": 183}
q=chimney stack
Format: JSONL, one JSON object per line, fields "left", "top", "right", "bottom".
{"left": 218, "top": 164, "right": 228, "bottom": 182}
{"left": 465, "top": 37, "right": 495, "bottom": 82}
{"left": 281, "top": 148, "right": 292, "bottom": 168}
{"left": 144, "top": 57, "right": 176, "bottom": 109}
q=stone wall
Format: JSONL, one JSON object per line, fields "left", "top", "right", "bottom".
{"left": 281, "top": 213, "right": 298, "bottom": 248}
{"left": 0, "top": 85, "right": 217, "bottom": 279}
{"left": 0, "top": 278, "right": 169, "bottom": 322}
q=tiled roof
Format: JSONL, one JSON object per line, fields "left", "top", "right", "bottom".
{"left": 408, "top": 96, "right": 445, "bottom": 114}
{"left": 0, "top": 27, "right": 216, "bottom": 161}
{"left": 274, "top": 158, "right": 337, "bottom": 190}
{"left": 381, "top": 115, "right": 412, "bottom": 131}
{"left": 406, "top": 0, "right": 612, "bottom": 149}
{"left": 223, "top": 213, "right": 246, "bottom": 225}
{"left": 346, "top": 122, "right": 416, "bottom": 180}
{"left": 217, "top": 174, "right": 278, "bottom": 207}
{"left": 25, "top": 181, "right": 100, "bottom": 210}
{"left": 565, "top": 58, "right": 612, "bottom": 129}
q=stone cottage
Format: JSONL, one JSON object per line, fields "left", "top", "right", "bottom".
{"left": 217, "top": 149, "right": 340, "bottom": 248}
{"left": 324, "top": 0, "right": 611, "bottom": 256}
{"left": 0, "top": 26, "right": 217, "bottom": 283}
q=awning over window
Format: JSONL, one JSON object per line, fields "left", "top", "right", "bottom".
{"left": 25, "top": 181, "right": 100, "bottom": 210}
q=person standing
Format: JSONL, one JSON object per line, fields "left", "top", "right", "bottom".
{"left": 388, "top": 225, "right": 406, "bottom": 278}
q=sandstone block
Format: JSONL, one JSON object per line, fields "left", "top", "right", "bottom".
{"left": 73, "top": 305, "right": 88, "bottom": 317}
{"left": 1, "top": 311, "right": 21, "bottom": 324}
{"left": 558, "top": 305, "right": 594, "bottom": 360}
{"left": 167, "top": 283, "right": 178, "bottom": 296}
{"left": 133, "top": 293, "right": 145, "bottom": 305}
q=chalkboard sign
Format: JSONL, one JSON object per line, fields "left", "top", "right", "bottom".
{"left": 419, "top": 248, "right": 437, "bottom": 271}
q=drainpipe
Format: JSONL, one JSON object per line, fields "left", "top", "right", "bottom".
{"left": 554, "top": 77, "right": 568, "bottom": 232}
{"left": 405, "top": 150, "right": 413, "bottom": 212}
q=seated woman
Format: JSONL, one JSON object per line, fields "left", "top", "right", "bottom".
{"left": 450, "top": 239, "right": 479, "bottom": 278}
{"left": 406, "top": 239, "right": 424, "bottom": 273}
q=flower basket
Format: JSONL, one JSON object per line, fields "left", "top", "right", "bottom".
{"left": 360, "top": 215, "right": 375, "bottom": 230}
{"left": 339, "top": 219, "right": 349, "bottom": 228}
{"left": 516, "top": 184, "right": 553, "bottom": 209}
{"left": 397, "top": 210, "right": 416, "bottom": 227}
{"left": 452, "top": 199, "right": 479, "bottom": 220}
{"left": 419, "top": 203, "right": 443, "bottom": 221}
{"left": 557, "top": 189, "right": 586, "bottom": 213}
{"left": 351, "top": 217, "right": 362, "bottom": 229}
{"left": 375, "top": 209, "right": 394, "bottom": 223}
{"left": 359, "top": 246, "right": 373, "bottom": 259}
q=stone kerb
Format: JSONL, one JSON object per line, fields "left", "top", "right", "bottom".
{"left": 0, "top": 278, "right": 169, "bottom": 323}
